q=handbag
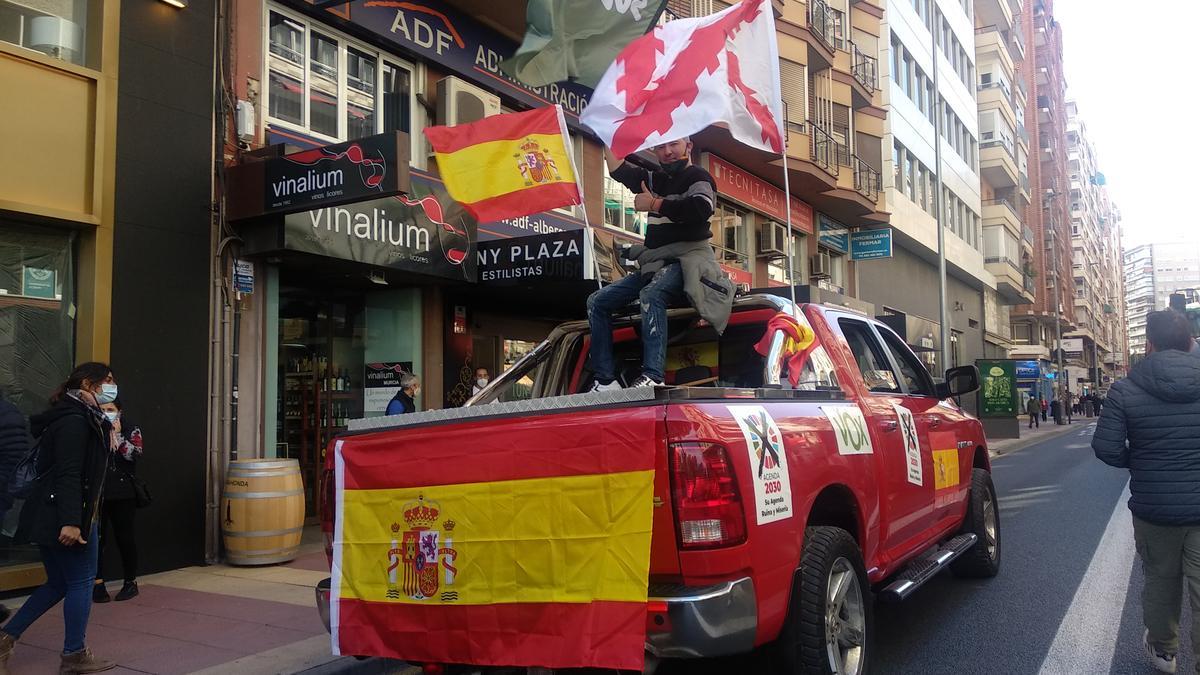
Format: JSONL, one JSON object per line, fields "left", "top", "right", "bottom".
{"left": 120, "top": 468, "right": 152, "bottom": 509}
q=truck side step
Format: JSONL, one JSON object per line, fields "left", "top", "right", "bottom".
{"left": 877, "top": 533, "right": 978, "bottom": 603}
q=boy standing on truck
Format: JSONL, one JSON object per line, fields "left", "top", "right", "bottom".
{"left": 587, "top": 138, "right": 732, "bottom": 390}
{"left": 1094, "top": 310, "right": 1200, "bottom": 675}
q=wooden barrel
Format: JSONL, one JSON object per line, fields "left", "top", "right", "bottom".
{"left": 221, "top": 459, "right": 305, "bottom": 566}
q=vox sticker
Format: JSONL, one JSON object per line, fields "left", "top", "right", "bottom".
{"left": 822, "top": 406, "right": 874, "bottom": 456}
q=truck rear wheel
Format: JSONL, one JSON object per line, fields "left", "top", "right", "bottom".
{"left": 773, "top": 526, "right": 871, "bottom": 675}
{"left": 950, "top": 468, "right": 1001, "bottom": 578}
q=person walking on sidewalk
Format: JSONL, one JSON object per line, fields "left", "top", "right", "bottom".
{"left": 1041, "top": 397, "right": 1048, "bottom": 422}
{"left": 93, "top": 398, "right": 143, "bottom": 603}
{"left": 1093, "top": 310, "right": 1200, "bottom": 675}
{"left": 0, "top": 363, "right": 117, "bottom": 674}
{"left": 1026, "top": 396, "right": 1041, "bottom": 429}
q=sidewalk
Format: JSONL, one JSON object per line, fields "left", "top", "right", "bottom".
{"left": 1, "top": 529, "right": 414, "bottom": 675}
{"left": 988, "top": 416, "right": 1097, "bottom": 457}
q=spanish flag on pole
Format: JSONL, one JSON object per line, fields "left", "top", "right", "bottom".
{"left": 423, "top": 105, "right": 583, "bottom": 223}
{"left": 330, "top": 408, "right": 657, "bottom": 670}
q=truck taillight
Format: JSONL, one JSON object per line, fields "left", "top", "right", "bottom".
{"left": 320, "top": 467, "right": 335, "bottom": 562}
{"left": 669, "top": 442, "right": 746, "bottom": 549}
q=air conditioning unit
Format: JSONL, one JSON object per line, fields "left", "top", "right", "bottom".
{"left": 759, "top": 221, "right": 788, "bottom": 257}
{"left": 436, "top": 76, "right": 501, "bottom": 127}
{"left": 810, "top": 251, "right": 832, "bottom": 279}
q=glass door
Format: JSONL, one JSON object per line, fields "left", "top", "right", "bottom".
{"left": 278, "top": 290, "right": 365, "bottom": 516}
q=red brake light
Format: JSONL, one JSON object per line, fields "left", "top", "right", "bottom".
{"left": 669, "top": 442, "right": 746, "bottom": 549}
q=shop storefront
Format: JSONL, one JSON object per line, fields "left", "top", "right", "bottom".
{"left": 231, "top": 130, "right": 476, "bottom": 511}
{"left": 699, "top": 153, "right": 814, "bottom": 289}
{"left": 0, "top": 219, "right": 77, "bottom": 568}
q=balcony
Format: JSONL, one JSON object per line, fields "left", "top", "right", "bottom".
{"left": 804, "top": 0, "right": 838, "bottom": 66}
{"left": 985, "top": 256, "right": 1035, "bottom": 304}
{"left": 1011, "top": 20, "right": 1026, "bottom": 58}
{"left": 976, "top": 0, "right": 1015, "bottom": 34}
{"left": 1023, "top": 225, "right": 1036, "bottom": 254}
{"left": 981, "top": 138, "right": 1019, "bottom": 188}
{"left": 850, "top": 43, "right": 878, "bottom": 102}
{"left": 808, "top": 122, "right": 840, "bottom": 177}
{"left": 984, "top": 198, "right": 1023, "bottom": 237}
{"left": 853, "top": 155, "right": 881, "bottom": 202}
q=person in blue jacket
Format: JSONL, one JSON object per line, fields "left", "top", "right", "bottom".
{"left": 1094, "top": 309, "right": 1200, "bottom": 675}
{"left": 385, "top": 374, "right": 420, "bottom": 415}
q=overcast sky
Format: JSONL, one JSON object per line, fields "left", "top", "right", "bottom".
{"left": 1053, "top": 1, "right": 1200, "bottom": 247}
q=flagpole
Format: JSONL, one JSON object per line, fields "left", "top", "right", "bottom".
{"left": 781, "top": 105, "right": 798, "bottom": 319}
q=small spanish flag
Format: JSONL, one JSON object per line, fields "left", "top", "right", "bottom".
{"left": 331, "top": 406, "right": 657, "bottom": 670}
{"left": 424, "top": 105, "right": 583, "bottom": 222}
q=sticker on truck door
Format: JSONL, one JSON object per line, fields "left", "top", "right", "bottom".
{"left": 821, "top": 406, "right": 874, "bottom": 455}
{"left": 728, "top": 405, "right": 793, "bottom": 525}
{"left": 892, "top": 403, "right": 923, "bottom": 485}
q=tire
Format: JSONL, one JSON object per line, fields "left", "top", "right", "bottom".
{"left": 773, "top": 526, "right": 872, "bottom": 675}
{"left": 950, "top": 468, "right": 1001, "bottom": 578}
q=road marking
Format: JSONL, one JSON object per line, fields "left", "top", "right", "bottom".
{"left": 1037, "top": 481, "right": 1133, "bottom": 675}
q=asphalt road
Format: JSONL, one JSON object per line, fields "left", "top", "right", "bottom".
{"left": 660, "top": 420, "right": 1173, "bottom": 674}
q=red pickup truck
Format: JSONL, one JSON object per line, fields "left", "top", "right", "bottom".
{"left": 315, "top": 294, "right": 1000, "bottom": 674}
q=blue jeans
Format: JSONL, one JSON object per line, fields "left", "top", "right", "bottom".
{"left": 4, "top": 524, "right": 99, "bottom": 654}
{"left": 586, "top": 263, "right": 685, "bottom": 383}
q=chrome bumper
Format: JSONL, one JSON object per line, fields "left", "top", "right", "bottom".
{"left": 316, "top": 577, "right": 331, "bottom": 633}
{"left": 645, "top": 577, "right": 757, "bottom": 659}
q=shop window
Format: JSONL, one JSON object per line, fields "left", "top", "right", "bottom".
{"left": 603, "top": 160, "right": 646, "bottom": 236}
{"left": 265, "top": 5, "right": 419, "bottom": 156}
{"left": 711, "top": 202, "right": 750, "bottom": 273}
{"left": 0, "top": 222, "right": 75, "bottom": 417}
{"left": 0, "top": 0, "right": 99, "bottom": 68}
{"left": 767, "top": 232, "right": 808, "bottom": 285}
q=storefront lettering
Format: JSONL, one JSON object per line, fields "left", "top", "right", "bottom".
{"left": 308, "top": 206, "right": 431, "bottom": 251}
{"left": 272, "top": 168, "right": 344, "bottom": 199}
{"left": 354, "top": 2, "right": 593, "bottom": 120}
{"left": 473, "top": 46, "right": 588, "bottom": 116}
{"left": 499, "top": 215, "right": 565, "bottom": 235}
{"left": 389, "top": 10, "right": 456, "bottom": 56}
{"left": 475, "top": 237, "right": 579, "bottom": 266}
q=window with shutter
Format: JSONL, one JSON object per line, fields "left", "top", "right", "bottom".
{"left": 780, "top": 59, "right": 807, "bottom": 128}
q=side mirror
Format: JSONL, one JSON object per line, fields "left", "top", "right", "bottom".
{"left": 936, "top": 365, "right": 980, "bottom": 399}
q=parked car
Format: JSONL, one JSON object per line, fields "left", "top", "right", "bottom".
{"left": 316, "top": 294, "right": 1000, "bottom": 674}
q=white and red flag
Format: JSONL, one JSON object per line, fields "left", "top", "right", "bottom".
{"left": 580, "top": 0, "right": 784, "bottom": 158}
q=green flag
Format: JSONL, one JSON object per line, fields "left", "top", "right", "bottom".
{"left": 501, "top": 0, "right": 668, "bottom": 89}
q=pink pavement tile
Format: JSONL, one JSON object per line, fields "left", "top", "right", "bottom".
{"left": 5, "top": 642, "right": 63, "bottom": 673}
{"left": 118, "top": 639, "right": 247, "bottom": 675}
{"left": 285, "top": 551, "right": 331, "bottom": 572}
{"left": 91, "top": 606, "right": 314, "bottom": 653}
{"left": 11, "top": 620, "right": 206, "bottom": 665}
{"left": 133, "top": 584, "right": 327, "bottom": 634}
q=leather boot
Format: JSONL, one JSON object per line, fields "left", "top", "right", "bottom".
{"left": 0, "top": 631, "right": 14, "bottom": 675}
{"left": 59, "top": 648, "right": 115, "bottom": 674}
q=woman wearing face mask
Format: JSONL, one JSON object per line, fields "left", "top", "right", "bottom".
{"left": 0, "top": 363, "right": 116, "bottom": 674}
{"left": 93, "top": 398, "right": 142, "bottom": 603}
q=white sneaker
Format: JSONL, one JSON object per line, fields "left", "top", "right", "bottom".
{"left": 590, "top": 379, "right": 622, "bottom": 393}
{"left": 629, "top": 375, "right": 665, "bottom": 389}
{"left": 1144, "top": 629, "right": 1178, "bottom": 674}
